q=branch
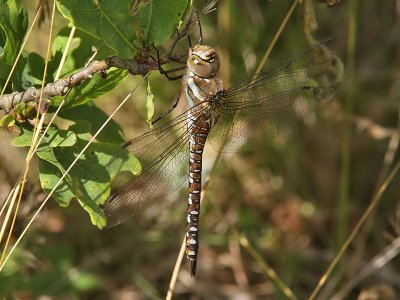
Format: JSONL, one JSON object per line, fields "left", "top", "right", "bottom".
{"left": 0, "top": 52, "right": 186, "bottom": 112}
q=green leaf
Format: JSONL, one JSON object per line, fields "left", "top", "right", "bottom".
{"left": 12, "top": 124, "right": 77, "bottom": 148}
{"left": 146, "top": 78, "right": 155, "bottom": 127}
{"left": 22, "top": 27, "right": 126, "bottom": 102}
{"left": 39, "top": 160, "right": 75, "bottom": 207}
{"left": 59, "top": 103, "right": 125, "bottom": 144}
{"left": 52, "top": 27, "right": 115, "bottom": 71}
{"left": 136, "top": 0, "right": 190, "bottom": 46}
{"left": 14, "top": 122, "right": 141, "bottom": 227}
{"left": 43, "top": 138, "right": 141, "bottom": 228}
{"left": 13, "top": 101, "right": 26, "bottom": 115}
{"left": 22, "top": 26, "right": 118, "bottom": 89}
{"left": 11, "top": 123, "right": 78, "bottom": 208}
{"left": 22, "top": 52, "right": 53, "bottom": 87}
{"left": 56, "top": 0, "right": 136, "bottom": 59}
{"left": 11, "top": 124, "right": 33, "bottom": 147}
{"left": 0, "top": 0, "right": 28, "bottom": 92}
{"left": 0, "top": 113, "right": 15, "bottom": 127}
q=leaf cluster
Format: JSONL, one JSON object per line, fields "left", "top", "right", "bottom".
{"left": 0, "top": 0, "right": 191, "bottom": 225}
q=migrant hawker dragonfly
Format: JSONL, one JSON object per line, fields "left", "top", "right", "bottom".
{"left": 102, "top": 37, "right": 343, "bottom": 276}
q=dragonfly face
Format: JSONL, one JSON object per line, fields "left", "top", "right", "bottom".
{"left": 187, "top": 45, "right": 220, "bottom": 78}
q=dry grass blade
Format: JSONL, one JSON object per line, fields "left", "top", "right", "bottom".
{"left": 0, "top": 186, "right": 19, "bottom": 248}
{"left": 308, "top": 158, "right": 400, "bottom": 300}
{"left": 256, "top": 0, "right": 303, "bottom": 74}
{"left": 0, "top": 0, "right": 49, "bottom": 266}
{"left": 166, "top": 236, "right": 186, "bottom": 300}
{"left": 332, "top": 236, "right": 400, "bottom": 299}
{"left": 238, "top": 233, "right": 298, "bottom": 300}
{"left": 0, "top": 25, "right": 76, "bottom": 259}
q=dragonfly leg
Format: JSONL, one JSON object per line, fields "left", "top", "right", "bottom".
{"left": 167, "top": 27, "right": 186, "bottom": 63}
{"left": 151, "top": 85, "right": 183, "bottom": 125}
{"left": 194, "top": 10, "right": 203, "bottom": 45}
{"left": 153, "top": 44, "right": 185, "bottom": 81}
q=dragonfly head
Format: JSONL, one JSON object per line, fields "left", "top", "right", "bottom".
{"left": 187, "top": 45, "right": 220, "bottom": 77}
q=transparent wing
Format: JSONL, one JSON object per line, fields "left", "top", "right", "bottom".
{"left": 103, "top": 103, "right": 212, "bottom": 227}
{"left": 209, "top": 37, "right": 344, "bottom": 152}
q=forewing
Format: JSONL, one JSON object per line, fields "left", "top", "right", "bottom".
{"left": 208, "top": 37, "right": 344, "bottom": 152}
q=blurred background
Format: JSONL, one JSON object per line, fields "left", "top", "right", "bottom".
{"left": 1, "top": 0, "right": 400, "bottom": 299}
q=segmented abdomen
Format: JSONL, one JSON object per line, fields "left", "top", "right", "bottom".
{"left": 183, "top": 69, "right": 223, "bottom": 276}
{"left": 185, "top": 112, "right": 211, "bottom": 276}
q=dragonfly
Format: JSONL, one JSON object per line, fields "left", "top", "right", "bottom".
{"left": 102, "top": 37, "right": 344, "bottom": 276}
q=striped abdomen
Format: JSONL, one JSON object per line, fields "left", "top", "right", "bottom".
{"left": 183, "top": 44, "right": 223, "bottom": 276}
{"left": 185, "top": 113, "right": 211, "bottom": 276}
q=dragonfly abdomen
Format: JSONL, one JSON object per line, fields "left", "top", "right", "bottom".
{"left": 186, "top": 114, "right": 211, "bottom": 276}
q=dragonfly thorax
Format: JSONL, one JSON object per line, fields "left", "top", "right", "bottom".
{"left": 187, "top": 45, "right": 220, "bottom": 78}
